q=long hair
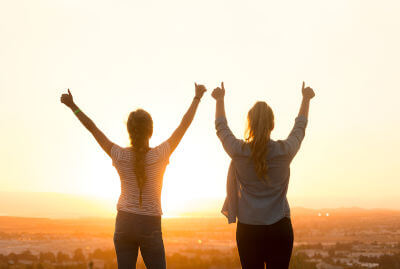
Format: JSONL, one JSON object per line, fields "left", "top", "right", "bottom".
{"left": 244, "top": 101, "right": 275, "bottom": 181}
{"left": 127, "top": 109, "right": 153, "bottom": 206}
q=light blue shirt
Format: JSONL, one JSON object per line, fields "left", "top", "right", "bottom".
{"left": 215, "top": 115, "right": 308, "bottom": 225}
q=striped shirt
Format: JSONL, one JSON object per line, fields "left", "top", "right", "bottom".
{"left": 111, "top": 141, "right": 171, "bottom": 216}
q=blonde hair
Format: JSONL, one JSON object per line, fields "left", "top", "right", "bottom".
{"left": 244, "top": 101, "right": 275, "bottom": 181}
{"left": 127, "top": 109, "right": 153, "bottom": 206}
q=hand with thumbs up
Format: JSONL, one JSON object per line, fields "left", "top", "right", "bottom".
{"left": 60, "top": 89, "right": 75, "bottom": 108}
{"left": 211, "top": 82, "right": 225, "bottom": 100}
{"left": 302, "top": 81, "right": 315, "bottom": 100}
{"left": 194, "top": 83, "right": 207, "bottom": 99}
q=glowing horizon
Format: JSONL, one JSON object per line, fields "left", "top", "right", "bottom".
{"left": 1, "top": 0, "right": 400, "bottom": 216}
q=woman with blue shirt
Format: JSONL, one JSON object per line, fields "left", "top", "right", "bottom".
{"left": 212, "top": 82, "right": 315, "bottom": 269}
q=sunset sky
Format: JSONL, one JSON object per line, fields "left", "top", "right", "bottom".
{"left": 1, "top": 0, "right": 399, "bottom": 217}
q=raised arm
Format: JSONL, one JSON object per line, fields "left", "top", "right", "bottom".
{"left": 213, "top": 82, "right": 226, "bottom": 119}
{"left": 60, "top": 89, "right": 113, "bottom": 157}
{"left": 298, "top": 81, "right": 315, "bottom": 119}
{"left": 212, "top": 82, "right": 244, "bottom": 158}
{"left": 283, "top": 81, "right": 315, "bottom": 159}
{"left": 167, "top": 83, "right": 207, "bottom": 153}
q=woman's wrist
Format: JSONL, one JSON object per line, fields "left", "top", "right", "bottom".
{"left": 69, "top": 103, "right": 78, "bottom": 111}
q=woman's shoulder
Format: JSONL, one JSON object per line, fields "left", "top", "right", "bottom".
{"left": 151, "top": 141, "right": 171, "bottom": 160}
{"left": 110, "top": 144, "right": 133, "bottom": 165}
{"left": 268, "top": 139, "right": 292, "bottom": 159}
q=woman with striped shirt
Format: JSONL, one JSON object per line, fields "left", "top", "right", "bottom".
{"left": 60, "top": 83, "right": 207, "bottom": 269}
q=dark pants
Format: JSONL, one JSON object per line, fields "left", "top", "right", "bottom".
{"left": 113, "top": 210, "right": 166, "bottom": 269}
{"left": 236, "top": 217, "right": 294, "bottom": 269}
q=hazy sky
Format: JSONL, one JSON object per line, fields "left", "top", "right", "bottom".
{"left": 1, "top": 0, "right": 400, "bottom": 215}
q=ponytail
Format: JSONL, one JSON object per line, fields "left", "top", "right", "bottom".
{"left": 127, "top": 109, "right": 153, "bottom": 207}
{"left": 245, "top": 102, "right": 274, "bottom": 182}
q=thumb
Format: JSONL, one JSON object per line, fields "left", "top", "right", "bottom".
{"left": 302, "top": 81, "right": 305, "bottom": 91}
{"left": 221, "top": 82, "right": 225, "bottom": 90}
{"left": 68, "top": 88, "right": 72, "bottom": 96}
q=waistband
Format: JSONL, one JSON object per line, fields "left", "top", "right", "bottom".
{"left": 117, "top": 210, "right": 162, "bottom": 221}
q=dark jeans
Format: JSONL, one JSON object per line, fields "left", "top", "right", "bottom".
{"left": 236, "top": 217, "right": 294, "bottom": 269}
{"left": 113, "top": 210, "right": 166, "bottom": 269}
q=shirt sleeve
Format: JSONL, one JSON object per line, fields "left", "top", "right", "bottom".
{"left": 215, "top": 116, "right": 245, "bottom": 158}
{"left": 111, "top": 143, "right": 123, "bottom": 166}
{"left": 156, "top": 141, "right": 172, "bottom": 164}
{"left": 281, "top": 115, "right": 308, "bottom": 160}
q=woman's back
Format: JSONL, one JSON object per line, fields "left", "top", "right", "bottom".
{"left": 60, "top": 84, "right": 207, "bottom": 269}
{"left": 111, "top": 141, "right": 171, "bottom": 216}
{"left": 216, "top": 115, "right": 308, "bottom": 225}
{"left": 212, "top": 81, "right": 314, "bottom": 269}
